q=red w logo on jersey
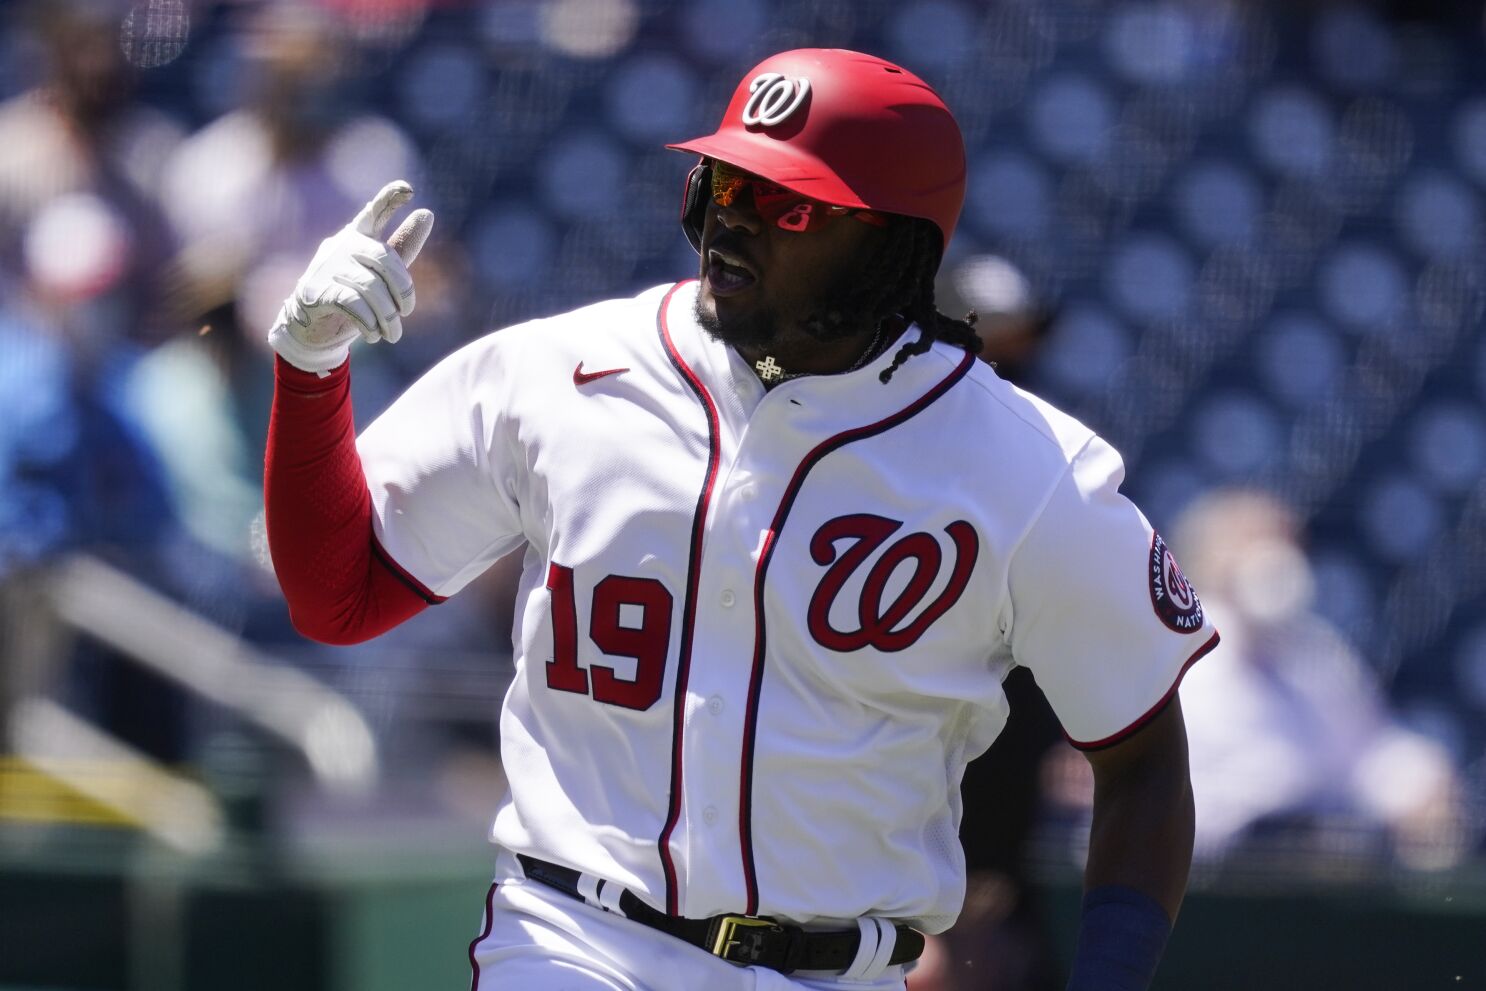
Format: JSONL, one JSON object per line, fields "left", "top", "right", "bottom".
{"left": 806, "top": 514, "right": 979, "bottom": 652}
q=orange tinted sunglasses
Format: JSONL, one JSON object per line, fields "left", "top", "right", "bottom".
{"left": 708, "top": 160, "right": 888, "bottom": 232}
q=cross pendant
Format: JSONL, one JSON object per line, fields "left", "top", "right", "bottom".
{"left": 755, "top": 355, "right": 784, "bottom": 383}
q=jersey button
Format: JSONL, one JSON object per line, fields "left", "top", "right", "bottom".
{"left": 703, "top": 805, "right": 718, "bottom": 825}
{"left": 739, "top": 484, "right": 756, "bottom": 501}
{"left": 719, "top": 589, "right": 736, "bottom": 608}
{"left": 707, "top": 695, "right": 724, "bottom": 715}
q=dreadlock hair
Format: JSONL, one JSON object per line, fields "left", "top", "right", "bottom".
{"left": 800, "top": 217, "right": 982, "bottom": 384}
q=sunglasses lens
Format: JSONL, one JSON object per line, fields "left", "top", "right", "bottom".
{"left": 708, "top": 161, "right": 830, "bottom": 232}
{"left": 710, "top": 162, "right": 745, "bottom": 207}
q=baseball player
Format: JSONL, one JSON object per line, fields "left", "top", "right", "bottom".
{"left": 264, "top": 50, "right": 1216, "bottom": 991}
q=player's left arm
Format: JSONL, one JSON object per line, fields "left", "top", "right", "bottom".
{"left": 1003, "top": 431, "right": 1212, "bottom": 989}
{"left": 1067, "top": 695, "right": 1193, "bottom": 991}
{"left": 1083, "top": 693, "right": 1192, "bottom": 916}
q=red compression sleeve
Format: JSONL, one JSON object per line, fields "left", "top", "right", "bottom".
{"left": 265, "top": 356, "right": 433, "bottom": 644}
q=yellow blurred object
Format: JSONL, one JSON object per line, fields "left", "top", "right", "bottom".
{"left": 4, "top": 697, "right": 226, "bottom": 854}
{"left": 0, "top": 755, "right": 155, "bottom": 828}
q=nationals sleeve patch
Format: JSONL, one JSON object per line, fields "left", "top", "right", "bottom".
{"left": 1148, "top": 532, "right": 1204, "bottom": 633}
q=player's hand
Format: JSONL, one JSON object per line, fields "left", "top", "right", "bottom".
{"left": 268, "top": 180, "right": 436, "bottom": 374}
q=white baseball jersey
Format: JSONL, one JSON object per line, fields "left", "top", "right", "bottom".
{"left": 355, "top": 280, "right": 1218, "bottom": 934}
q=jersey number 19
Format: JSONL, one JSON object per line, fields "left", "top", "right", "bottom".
{"left": 544, "top": 563, "right": 673, "bottom": 711}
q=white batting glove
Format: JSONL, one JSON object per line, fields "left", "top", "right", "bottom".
{"left": 269, "top": 180, "right": 435, "bottom": 374}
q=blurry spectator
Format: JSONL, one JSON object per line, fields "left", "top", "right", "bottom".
{"left": 0, "top": 0, "right": 181, "bottom": 353}
{"left": 0, "top": 199, "right": 190, "bottom": 762}
{"left": 161, "top": 2, "right": 425, "bottom": 349}
{"left": 0, "top": 0, "right": 183, "bottom": 575}
{"left": 1173, "top": 489, "right": 1467, "bottom": 870}
{"left": 936, "top": 253, "right": 1056, "bottom": 385}
{"left": 144, "top": 3, "right": 430, "bottom": 557}
{"left": 151, "top": 0, "right": 485, "bottom": 591}
{"left": 0, "top": 296, "right": 174, "bottom": 576}
{"left": 0, "top": 0, "right": 234, "bottom": 765}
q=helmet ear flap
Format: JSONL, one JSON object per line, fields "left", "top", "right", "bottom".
{"left": 681, "top": 162, "right": 709, "bottom": 254}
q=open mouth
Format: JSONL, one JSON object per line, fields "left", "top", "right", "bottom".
{"left": 706, "top": 247, "right": 757, "bottom": 297}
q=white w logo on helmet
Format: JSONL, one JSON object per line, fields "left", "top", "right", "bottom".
{"left": 741, "top": 72, "right": 810, "bottom": 128}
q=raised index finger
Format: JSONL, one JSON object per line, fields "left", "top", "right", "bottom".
{"left": 351, "top": 180, "right": 415, "bottom": 239}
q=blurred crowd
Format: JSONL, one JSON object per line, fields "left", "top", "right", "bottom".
{"left": 2, "top": 0, "right": 1486, "bottom": 986}
{"left": 0, "top": 0, "right": 514, "bottom": 772}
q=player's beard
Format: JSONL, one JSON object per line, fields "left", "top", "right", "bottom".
{"left": 694, "top": 292, "right": 778, "bottom": 351}
{"left": 694, "top": 273, "right": 874, "bottom": 354}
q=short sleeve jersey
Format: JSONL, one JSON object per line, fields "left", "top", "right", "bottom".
{"left": 355, "top": 281, "right": 1217, "bottom": 933}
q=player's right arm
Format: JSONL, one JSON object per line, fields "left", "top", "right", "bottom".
{"left": 263, "top": 182, "right": 436, "bottom": 644}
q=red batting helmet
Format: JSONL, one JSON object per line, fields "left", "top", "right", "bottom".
{"left": 668, "top": 48, "right": 967, "bottom": 260}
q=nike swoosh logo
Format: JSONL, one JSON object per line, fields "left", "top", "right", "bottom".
{"left": 573, "top": 362, "right": 629, "bottom": 386}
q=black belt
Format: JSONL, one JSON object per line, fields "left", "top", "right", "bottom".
{"left": 516, "top": 854, "right": 924, "bottom": 975}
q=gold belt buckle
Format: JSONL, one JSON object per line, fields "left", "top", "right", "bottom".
{"left": 708, "top": 914, "right": 785, "bottom": 963}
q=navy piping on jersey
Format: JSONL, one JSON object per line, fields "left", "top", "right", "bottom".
{"left": 371, "top": 528, "right": 448, "bottom": 604}
{"left": 655, "top": 279, "right": 723, "bottom": 917}
{"left": 467, "top": 881, "right": 498, "bottom": 990}
{"left": 738, "top": 348, "right": 977, "bottom": 915}
{"left": 1066, "top": 629, "right": 1221, "bottom": 752}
